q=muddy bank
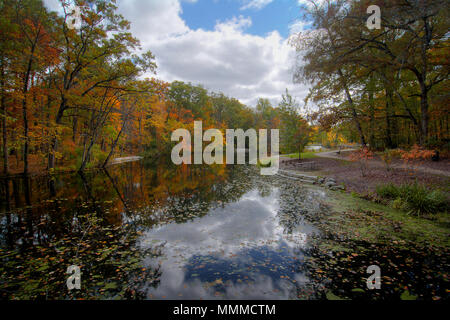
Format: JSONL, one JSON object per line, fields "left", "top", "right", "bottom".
{"left": 280, "top": 157, "right": 450, "bottom": 195}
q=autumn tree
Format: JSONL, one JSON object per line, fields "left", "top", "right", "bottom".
{"left": 292, "top": 0, "right": 449, "bottom": 149}
{"left": 48, "top": 0, "right": 156, "bottom": 169}
{"left": 0, "top": 0, "right": 59, "bottom": 174}
{"left": 339, "top": 0, "right": 449, "bottom": 145}
{"left": 278, "top": 90, "right": 312, "bottom": 158}
{"left": 292, "top": 0, "right": 367, "bottom": 147}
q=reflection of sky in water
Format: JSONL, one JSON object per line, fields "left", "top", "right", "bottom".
{"left": 140, "top": 188, "right": 319, "bottom": 299}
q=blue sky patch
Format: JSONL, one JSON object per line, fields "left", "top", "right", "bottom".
{"left": 181, "top": 0, "right": 302, "bottom": 38}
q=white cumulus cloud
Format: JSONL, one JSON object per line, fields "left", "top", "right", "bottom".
{"left": 240, "top": 0, "right": 273, "bottom": 11}
{"left": 44, "top": 0, "right": 309, "bottom": 108}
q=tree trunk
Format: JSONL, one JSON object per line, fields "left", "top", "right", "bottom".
{"left": 72, "top": 115, "right": 78, "bottom": 142}
{"left": 368, "top": 89, "right": 375, "bottom": 148}
{"left": 22, "top": 72, "right": 33, "bottom": 175}
{"left": 103, "top": 120, "right": 126, "bottom": 168}
{"left": 418, "top": 16, "right": 432, "bottom": 146}
{"left": 48, "top": 99, "right": 66, "bottom": 170}
{"left": 339, "top": 69, "right": 366, "bottom": 147}
{"left": 1, "top": 98, "right": 7, "bottom": 175}
{"left": 1, "top": 63, "right": 8, "bottom": 175}
{"left": 385, "top": 89, "right": 393, "bottom": 149}
{"left": 378, "top": 71, "right": 420, "bottom": 140}
{"left": 22, "top": 96, "right": 29, "bottom": 175}
{"left": 48, "top": 139, "right": 57, "bottom": 170}
{"left": 419, "top": 81, "right": 429, "bottom": 145}
{"left": 79, "top": 138, "right": 95, "bottom": 172}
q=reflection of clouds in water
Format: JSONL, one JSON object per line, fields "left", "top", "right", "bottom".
{"left": 150, "top": 273, "right": 299, "bottom": 300}
{"left": 140, "top": 188, "right": 316, "bottom": 299}
{"left": 142, "top": 189, "right": 282, "bottom": 255}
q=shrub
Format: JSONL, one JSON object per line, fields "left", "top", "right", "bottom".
{"left": 349, "top": 147, "right": 374, "bottom": 177}
{"left": 399, "top": 145, "right": 436, "bottom": 173}
{"left": 380, "top": 151, "right": 392, "bottom": 172}
{"left": 399, "top": 144, "right": 436, "bottom": 162}
{"left": 391, "top": 198, "right": 405, "bottom": 210}
{"left": 401, "top": 186, "right": 448, "bottom": 215}
{"left": 376, "top": 183, "right": 400, "bottom": 199}
{"left": 350, "top": 191, "right": 359, "bottom": 198}
{"left": 376, "top": 182, "right": 449, "bottom": 215}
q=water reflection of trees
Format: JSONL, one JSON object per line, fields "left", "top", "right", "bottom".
{"left": 0, "top": 161, "right": 261, "bottom": 299}
{"left": 0, "top": 166, "right": 164, "bottom": 299}
{"left": 0, "top": 161, "right": 253, "bottom": 247}
{"left": 0, "top": 159, "right": 330, "bottom": 299}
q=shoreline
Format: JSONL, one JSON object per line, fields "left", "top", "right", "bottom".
{"left": 0, "top": 156, "right": 144, "bottom": 179}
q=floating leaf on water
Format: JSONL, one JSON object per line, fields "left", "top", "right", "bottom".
{"left": 326, "top": 291, "right": 349, "bottom": 300}
{"left": 104, "top": 282, "right": 118, "bottom": 290}
{"left": 400, "top": 290, "right": 417, "bottom": 300}
{"left": 351, "top": 288, "right": 365, "bottom": 293}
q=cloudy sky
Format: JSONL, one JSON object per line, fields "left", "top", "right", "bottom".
{"left": 44, "top": 0, "right": 313, "bottom": 107}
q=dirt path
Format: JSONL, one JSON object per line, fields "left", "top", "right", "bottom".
{"left": 316, "top": 149, "right": 450, "bottom": 177}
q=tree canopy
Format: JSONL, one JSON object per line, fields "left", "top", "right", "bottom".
{"left": 292, "top": 0, "right": 449, "bottom": 150}
{"left": 0, "top": 0, "right": 311, "bottom": 175}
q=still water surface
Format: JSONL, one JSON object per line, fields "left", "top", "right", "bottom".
{"left": 1, "top": 160, "right": 447, "bottom": 300}
{"left": 0, "top": 161, "right": 327, "bottom": 299}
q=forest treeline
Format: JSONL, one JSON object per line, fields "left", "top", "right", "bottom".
{"left": 292, "top": 0, "right": 449, "bottom": 150}
{"left": 1, "top": 0, "right": 448, "bottom": 176}
{"left": 0, "top": 0, "right": 310, "bottom": 176}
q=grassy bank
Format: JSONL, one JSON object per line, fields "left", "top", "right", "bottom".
{"left": 322, "top": 189, "right": 450, "bottom": 249}
{"left": 285, "top": 152, "right": 318, "bottom": 159}
{"left": 303, "top": 186, "right": 449, "bottom": 300}
{"left": 375, "top": 183, "right": 449, "bottom": 216}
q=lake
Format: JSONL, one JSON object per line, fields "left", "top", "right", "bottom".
{"left": 0, "top": 160, "right": 447, "bottom": 300}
